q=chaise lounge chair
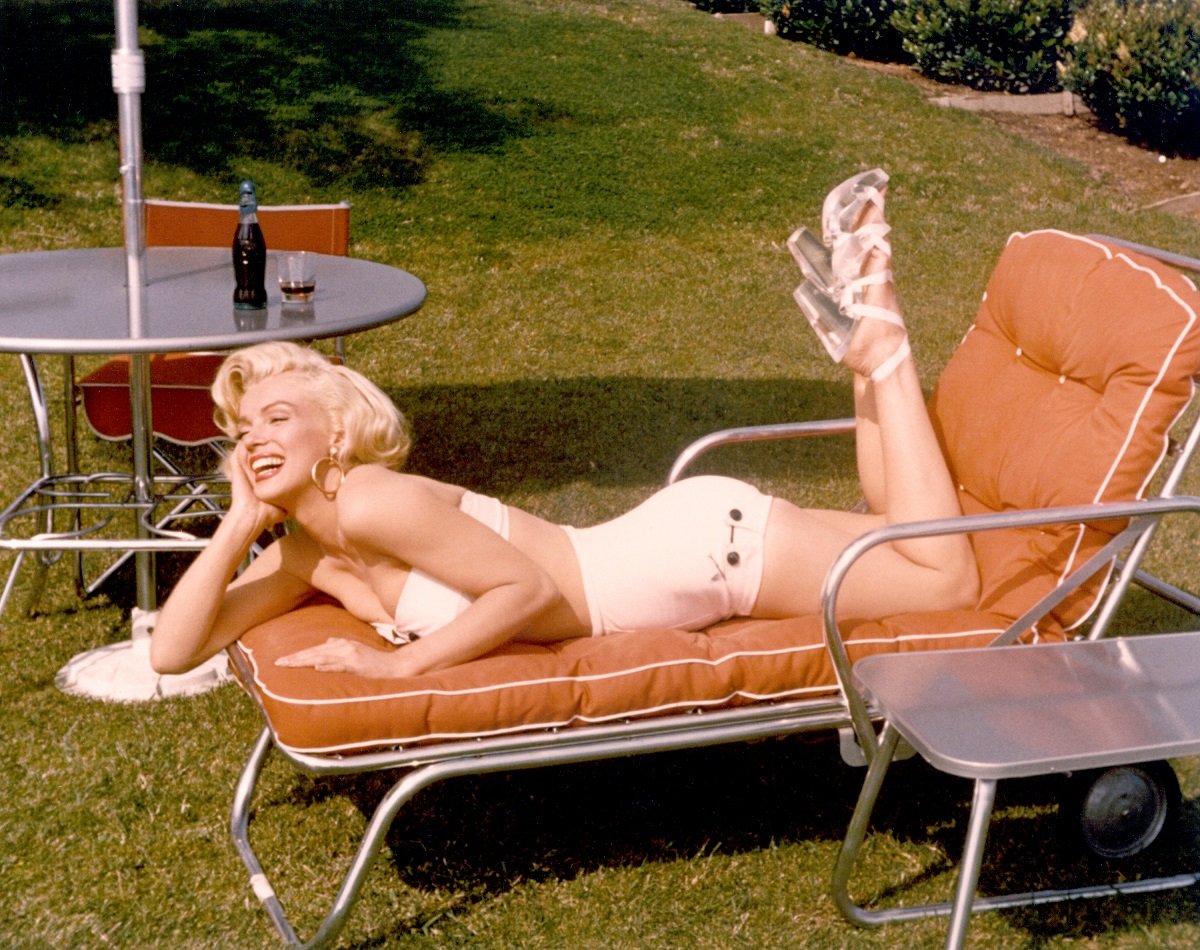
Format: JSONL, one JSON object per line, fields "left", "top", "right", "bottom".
{"left": 224, "top": 230, "right": 1200, "bottom": 947}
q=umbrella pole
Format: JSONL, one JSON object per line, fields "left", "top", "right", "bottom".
{"left": 54, "top": 1, "right": 236, "bottom": 700}
{"left": 112, "top": 0, "right": 155, "bottom": 612}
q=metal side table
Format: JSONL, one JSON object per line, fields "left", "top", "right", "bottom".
{"left": 832, "top": 631, "right": 1200, "bottom": 949}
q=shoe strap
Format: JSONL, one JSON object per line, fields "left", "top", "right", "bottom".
{"left": 855, "top": 184, "right": 886, "bottom": 213}
{"left": 827, "top": 188, "right": 888, "bottom": 243}
{"left": 831, "top": 185, "right": 888, "bottom": 238}
{"left": 848, "top": 302, "right": 905, "bottom": 327}
{"left": 830, "top": 225, "right": 891, "bottom": 285}
{"left": 840, "top": 269, "right": 893, "bottom": 309}
{"left": 869, "top": 336, "right": 911, "bottom": 383}
{"left": 846, "top": 267, "right": 892, "bottom": 290}
{"left": 852, "top": 222, "right": 891, "bottom": 256}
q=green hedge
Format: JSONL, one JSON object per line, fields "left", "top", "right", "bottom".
{"left": 891, "top": 0, "right": 1075, "bottom": 93}
{"left": 1061, "top": 0, "right": 1200, "bottom": 155}
{"left": 694, "top": 0, "right": 1200, "bottom": 155}
{"left": 761, "top": 0, "right": 907, "bottom": 61}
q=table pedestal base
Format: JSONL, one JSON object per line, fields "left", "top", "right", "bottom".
{"left": 55, "top": 608, "right": 232, "bottom": 702}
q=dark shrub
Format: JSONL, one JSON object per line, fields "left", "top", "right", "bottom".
{"left": 892, "top": 0, "right": 1075, "bottom": 93}
{"left": 762, "top": 0, "right": 908, "bottom": 62}
{"left": 1061, "top": 0, "right": 1200, "bottom": 155}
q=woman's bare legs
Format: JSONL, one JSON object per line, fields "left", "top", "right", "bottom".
{"left": 754, "top": 194, "right": 979, "bottom": 620}
{"left": 851, "top": 374, "right": 886, "bottom": 515}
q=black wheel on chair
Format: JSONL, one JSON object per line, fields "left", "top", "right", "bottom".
{"left": 1066, "top": 760, "right": 1180, "bottom": 860}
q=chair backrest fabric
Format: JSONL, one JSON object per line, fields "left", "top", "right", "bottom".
{"left": 144, "top": 199, "right": 351, "bottom": 255}
{"left": 928, "top": 230, "right": 1200, "bottom": 633}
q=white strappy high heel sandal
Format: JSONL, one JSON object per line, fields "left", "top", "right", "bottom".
{"left": 788, "top": 168, "right": 909, "bottom": 381}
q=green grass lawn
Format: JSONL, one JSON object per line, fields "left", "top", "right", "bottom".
{"left": 3, "top": 0, "right": 1200, "bottom": 946}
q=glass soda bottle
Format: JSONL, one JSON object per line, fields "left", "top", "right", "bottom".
{"left": 232, "top": 180, "right": 267, "bottom": 310}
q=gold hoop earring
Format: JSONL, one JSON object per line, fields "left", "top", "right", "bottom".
{"left": 310, "top": 453, "right": 346, "bottom": 501}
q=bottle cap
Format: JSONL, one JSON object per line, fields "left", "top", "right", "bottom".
{"left": 238, "top": 180, "right": 258, "bottom": 211}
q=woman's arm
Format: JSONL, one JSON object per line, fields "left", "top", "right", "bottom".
{"left": 150, "top": 453, "right": 313, "bottom": 675}
{"left": 277, "top": 471, "right": 562, "bottom": 678}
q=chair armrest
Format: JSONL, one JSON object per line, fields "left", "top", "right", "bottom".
{"left": 822, "top": 495, "right": 1200, "bottom": 762}
{"left": 667, "top": 418, "right": 857, "bottom": 485}
{"left": 1087, "top": 235, "right": 1200, "bottom": 275}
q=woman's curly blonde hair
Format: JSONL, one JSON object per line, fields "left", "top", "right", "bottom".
{"left": 211, "top": 341, "right": 411, "bottom": 470}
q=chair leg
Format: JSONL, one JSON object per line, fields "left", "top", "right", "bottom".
{"left": 79, "top": 466, "right": 225, "bottom": 599}
{"left": 944, "top": 779, "right": 997, "bottom": 950}
{"left": 230, "top": 727, "right": 304, "bottom": 947}
{"left": 230, "top": 726, "right": 448, "bottom": 949}
{"left": 0, "top": 551, "right": 28, "bottom": 617}
{"left": 831, "top": 722, "right": 906, "bottom": 925}
{"left": 0, "top": 549, "right": 55, "bottom": 619}
{"left": 233, "top": 728, "right": 603, "bottom": 948}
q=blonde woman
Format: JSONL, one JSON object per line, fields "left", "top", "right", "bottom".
{"left": 152, "top": 174, "right": 978, "bottom": 679}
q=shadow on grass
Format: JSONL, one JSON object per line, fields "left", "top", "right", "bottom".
{"left": 849, "top": 764, "right": 1200, "bottom": 944}
{"left": 276, "top": 738, "right": 1200, "bottom": 944}
{"left": 393, "top": 375, "right": 858, "bottom": 497}
{"left": 0, "top": 0, "right": 528, "bottom": 186}
{"left": 293, "top": 736, "right": 869, "bottom": 895}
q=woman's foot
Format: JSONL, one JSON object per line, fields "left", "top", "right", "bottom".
{"left": 840, "top": 243, "right": 909, "bottom": 381}
{"left": 837, "top": 193, "right": 909, "bottom": 382}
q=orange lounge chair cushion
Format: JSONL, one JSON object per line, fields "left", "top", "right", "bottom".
{"left": 229, "top": 230, "right": 1200, "bottom": 755}
{"left": 230, "top": 600, "right": 1026, "bottom": 755}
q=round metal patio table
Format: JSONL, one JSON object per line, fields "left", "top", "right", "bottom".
{"left": 0, "top": 245, "right": 426, "bottom": 699}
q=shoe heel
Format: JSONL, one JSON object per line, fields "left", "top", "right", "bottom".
{"left": 786, "top": 227, "right": 834, "bottom": 294}
{"left": 794, "top": 281, "right": 858, "bottom": 362}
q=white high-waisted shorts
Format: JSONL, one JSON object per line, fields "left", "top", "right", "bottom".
{"left": 562, "top": 475, "right": 774, "bottom": 636}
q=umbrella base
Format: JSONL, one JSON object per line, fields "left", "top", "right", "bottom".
{"left": 55, "top": 608, "right": 232, "bottom": 702}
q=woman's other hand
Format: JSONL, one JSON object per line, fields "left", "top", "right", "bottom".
{"left": 275, "top": 637, "right": 400, "bottom": 678}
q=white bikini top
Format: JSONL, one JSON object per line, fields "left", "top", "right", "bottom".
{"left": 370, "top": 490, "right": 510, "bottom": 646}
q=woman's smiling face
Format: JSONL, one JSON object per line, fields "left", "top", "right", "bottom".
{"left": 235, "top": 372, "right": 338, "bottom": 503}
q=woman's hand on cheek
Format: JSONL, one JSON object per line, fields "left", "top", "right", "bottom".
{"left": 275, "top": 637, "right": 399, "bottom": 678}
{"left": 224, "top": 445, "right": 287, "bottom": 530}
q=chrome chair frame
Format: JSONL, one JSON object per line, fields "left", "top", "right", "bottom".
{"left": 227, "top": 467, "right": 1200, "bottom": 948}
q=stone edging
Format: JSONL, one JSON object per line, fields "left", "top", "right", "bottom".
{"left": 1143, "top": 192, "right": 1200, "bottom": 216}
{"left": 931, "top": 90, "right": 1089, "bottom": 116}
{"left": 713, "top": 12, "right": 776, "bottom": 35}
